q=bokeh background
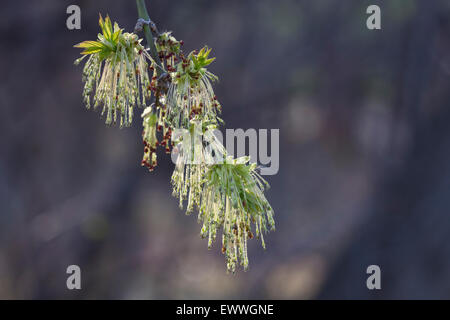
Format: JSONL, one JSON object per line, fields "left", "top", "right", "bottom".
{"left": 1, "top": 0, "right": 450, "bottom": 299}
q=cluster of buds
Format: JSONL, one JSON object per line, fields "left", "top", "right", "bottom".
{"left": 74, "top": 15, "right": 154, "bottom": 128}
{"left": 141, "top": 102, "right": 173, "bottom": 171}
{"left": 141, "top": 107, "right": 158, "bottom": 171}
{"left": 147, "top": 64, "right": 158, "bottom": 93}
{"left": 158, "top": 120, "right": 173, "bottom": 154}
{"left": 156, "top": 32, "right": 183, "bottom": 73}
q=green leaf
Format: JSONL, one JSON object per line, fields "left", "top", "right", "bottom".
{"left": 203, "top": 57, "right": 216, "bottom": 66}
{"left": 98, "top": 14, "right": 104, "bottom": 31}
{"left": 80, "top": 47, "right": 102, "bottom": 55}
{"left": 112, "top": 22, "right": 122, "bottom": 42}
{"left": 103, "top": 15, "right": 113, "bottom": 40}
{"left": 74, "top": 40, "right": 103, "bottom": 49}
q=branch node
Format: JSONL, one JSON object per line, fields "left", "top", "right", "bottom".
{"left": 134, "top": 18, "right": 159, "bottom": 37}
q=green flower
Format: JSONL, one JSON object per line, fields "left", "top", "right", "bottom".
{"left": 141, "top": 103, "right": 172, "bottom": 171}
{"left": 166, "top": 47, "right": 222, "bottom": 128}
{"left": 170, "top": 122, "right": 274, "bottom": 272}
{"left": 199, "top": 156, "right": 275, "bottom": 273}
{"left": 171, "top": 122, "right": 224, "bottom": 212}
{"left": 74, "top": 15, "right": 154, "bottom": 127}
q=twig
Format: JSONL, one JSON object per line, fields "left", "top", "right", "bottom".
{"left": 136, "top": 0, "right": 163, "bottom": 75}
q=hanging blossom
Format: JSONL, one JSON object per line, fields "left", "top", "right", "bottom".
{"left": 154, "top": 31, "right": 219, "bottom": 129}
{"left": 171, "top": 121, "right": 226, "bottom": 213}
{"left": 141, "top": 100, "right": 173, "bottom": 172}
{"left": 74, "top": 15, "right": 154, "bottom": 127}
{"left": 199, "top": 156, "right": 275, "bottom": 273}
{"left": 166, "top": 46, "right": 222, "bottom": 129}
{"left": 140, "top": 67, "right": 173, "bottom": 171}
{"left": 169, "top": 120, "right": 275, "bottom": 272}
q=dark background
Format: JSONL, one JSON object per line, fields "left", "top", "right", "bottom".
{"left": 1, "top": 0, "right": 450, "bottom": 299}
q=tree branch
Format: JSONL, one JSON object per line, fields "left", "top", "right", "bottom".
{"left": 136, "top": 0, "right": 162, "bottom": 75}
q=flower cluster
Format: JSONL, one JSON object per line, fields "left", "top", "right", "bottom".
{"left": 166, "top": 47, "right": 222, "bottom": 128}
{"left": 169, "top": 123, "right": 274, "bottom": 273}
{"left": 140, "top": 85, "right": 172, "bottom": 172}
{"left": 74, "top": 15, "right": 154, "bottom": 127}
{"left": 199, "top": 156, "right": 275, "bottom": 273}
{"left": 75, "top": 13, "right": 275, "bottom": 273}
{"left": 171, "top": 122, "right": 226, "bottom": 213}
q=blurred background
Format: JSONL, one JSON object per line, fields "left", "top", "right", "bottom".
{"left": 1, "top": 0, "right": 450, "bottom": 299}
